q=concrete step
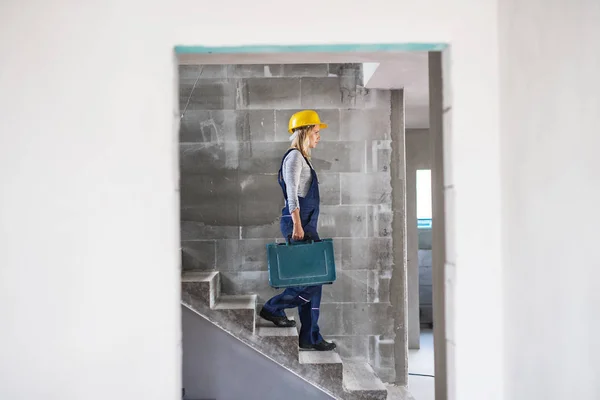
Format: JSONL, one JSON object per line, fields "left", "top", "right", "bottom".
{"left": 256, "top": 316, "right": 298, "bottom": 337}
{"left": 254, "top": 317, "right": 299, "bottom": 364}
{"left": 385, "top": 384, "right": 415, "bottom": 400}
{"left": 212, "top": 294, "right": 257, "bottom": 334}
{"left": 299, "top": 351, "right": 342, "bottom": 365}
{"left": 342, "top": 361, "right": 388, "bottom": 400}
{"left": 214, "top": 294, "right": 256, "bottom": 310}
{"left": 299, "top": 351, "right": 344, "bottom": 397}
{"left": 181, "top": 270, "right": 220, "bottom": 308}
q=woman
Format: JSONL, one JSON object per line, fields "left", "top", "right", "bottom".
{"left": 259, "top": 110, "right": 336, "bottom": 352}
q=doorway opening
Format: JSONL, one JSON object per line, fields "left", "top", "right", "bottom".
{"left": 176, "top": 45, "right": 450, "bottom": 400}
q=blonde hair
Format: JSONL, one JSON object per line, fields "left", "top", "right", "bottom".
{"left": 290, "top": 125, "right": 315, "bottom": 159}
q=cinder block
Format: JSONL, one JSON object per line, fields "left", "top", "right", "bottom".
{"left": 231, "top": 64, "right": 283, "bottom": 78}
{"left": 180, "top": 110, "right": 240, "bottom": 143}
{"left": 419, "top": 284, "right": 433, "bottom": 304}
{"left": 301, "top": 77, "right": 352, "bottom": 109}
{"left": 339, "top": 73, "right": 359, "bottom": 108}
{"left": 315, "top": 303, "right": 344, "bottom": 336}
{"left": 367, "top": 270, "right": 392, "bottom": 303}
{"left": 372, "top": 337, "right": 396, "bottom": 370}
{"left": 180, "top": 110, "right": 276, "bottom": 143}
{"left": 179, "top": 172, "right": 239, "bottom": 208}
{"left": 241, "top": 219, "right": 282, "bottom": 239}
{"left": 419, "top": 265, "right": 433, "bottom": 286}
{"left": 340, "top": 109, "right": 391, "bottom": 141}
{"left": 282, "top": 64, "right": 328, "bottom": 77}
{"left": 318, "top": 205, "right": 367, "bottom": 238}
{"left": 238, "top": 174, "right": 283, "bottom": 226}
{"left": 246, "top": 110, "right": 276, "bottom": 142}
{"left": 373, "top": 367, "right": 395, "bottom": 384}
{"left": 367, "top": 205, "right": 393, "bottom": 238}
{"left": 179, "top": 79, "right": 237, "bottom": 110}
{"left": 216, "top": 239, "right": 273, "bottom": 271}
{"left": 367, "top": 140, "right": 393, "bottom": 173}
{"left": 220, "top": 271, "right": 281, "bottom": 302}
{"left": 318, "top": 173, "right": 341, "bottom": 206}
{"left": 180, "top": 204, "right": 240, "bottom": 226}
{"left": 325, "top": 335, "right": 370, "bottom": 359}
{"left": 181, "top": 240, "right": 216, "bottom": 271}
{"left": 418, "top": 250, "right": 432, "bottom": 268}
{"left": 179, "top": 64, "right": 229, "bottom": 81}
{"left": 341, "top": 238, "right": 393, "bottom": 270}
{"left": 321, "top": 270, "right": 368, "bottom": 302}
{"left": 326, "top": 64, "right": 344, "bottom": 76}
{"left": 342, "top": 303, "right": 394, "bottom": 335}
{"left": 341, "top": 173, "right": 392, "bottom": 205}
{"left": 328, "top": 63, "right": 362, "bottom": 78}
{"left": 239, "top": 78, "right": 301, "bottom": 109}
{"left": 355, "top": 87, "right": 392, "bottom": 110}
{"left": 274, "top": 109, "right": 340, "bottom": 141}
{"left": 238, "top": 141, "right": 291, "bottom": 174}
{"left": 180, "top": 142, "right": 241, "bottom": 174}
{"left": 181, "top": 221, "right": 239, "bottom": 240}
{"left": 311, "top": 141, "right": 366, "bottom": 173}
{"left": 418, "top": 229, "right": 432, "bottom": 250}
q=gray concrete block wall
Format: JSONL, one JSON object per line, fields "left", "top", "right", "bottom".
{"left": 179, "top": 63, "right": 399, "bottom": 381}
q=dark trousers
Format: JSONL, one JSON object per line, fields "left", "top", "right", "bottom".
{"left": 263, "top": 284, "right": 324, "bottom": 345}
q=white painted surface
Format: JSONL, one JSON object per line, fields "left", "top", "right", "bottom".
{"left": 362, "top": 62, "right": 380, "bottom": 85}
{"left": 0, "top": 0, "right": 503, "bottom": 399}
{"left": 499, "top": 1, "right": 600, "bottom": 399}
{"left": 364, "top": 54, "right": 430, "bottom": 129}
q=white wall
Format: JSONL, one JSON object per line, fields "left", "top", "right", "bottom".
{"left": 0, "top": 0, "right": 503, "bottom": 399}
{"left": 499, "top": 1, "right": 600, "bottom": 399}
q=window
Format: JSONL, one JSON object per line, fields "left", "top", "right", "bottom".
{"left": 417, "top": 169, "right": 432, "bottom": 228}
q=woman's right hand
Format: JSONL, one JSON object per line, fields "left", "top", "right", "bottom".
{"left": 292, "top": 223, "right": 305, "bottom": 241}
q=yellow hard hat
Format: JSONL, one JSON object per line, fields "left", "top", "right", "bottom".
{"left": 288, "top": 110, "right": 328, "bottom": 133}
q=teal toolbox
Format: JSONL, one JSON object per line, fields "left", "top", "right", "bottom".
{"left": 266, "top": 238, "right": 337, "bottom": 288}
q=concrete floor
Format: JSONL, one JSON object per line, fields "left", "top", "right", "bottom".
{"left": 408, "top": 330, "right": 435, "bottom": 400}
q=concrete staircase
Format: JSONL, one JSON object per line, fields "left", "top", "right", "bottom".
{"left": 181, "top": 270, "right": 388, "bottom": 400}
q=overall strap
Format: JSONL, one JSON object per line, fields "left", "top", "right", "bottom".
{"left": 278, "top": 148, "right": 317, "bottom": 199}
{"left": 278, "top": 148, "right": 314, "bottom": 182}
{"left": 278, "top": 148, "right": 299, "bottom": 201}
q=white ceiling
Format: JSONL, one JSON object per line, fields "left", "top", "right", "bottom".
{"left": 178, "top": 51, "right": 430, "bottom": 129}
{"left": 363, "top": 53, "right": 429, "bottom": 128}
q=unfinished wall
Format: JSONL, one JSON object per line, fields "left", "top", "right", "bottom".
{"left": 179, "top": 63, "right": 400, "bottom": 381}
{"left": 406, "top": 129, "right": 433, "bottom": 331}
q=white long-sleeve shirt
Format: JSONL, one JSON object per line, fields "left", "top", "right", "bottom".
{"left": 282, "top": 150, "right": 313, "bottom": 213}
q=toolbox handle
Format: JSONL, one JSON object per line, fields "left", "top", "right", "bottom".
{"left": 286, "top": 234, "right": 315, "bottom": 246}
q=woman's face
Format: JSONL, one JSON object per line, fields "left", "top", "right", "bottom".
{"left": 308, "top": 126, "right": 321, "bottom": 149}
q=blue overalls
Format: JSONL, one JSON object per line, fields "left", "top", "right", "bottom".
{"left": 263, "top": 148, "right": 324, "bottom": 346}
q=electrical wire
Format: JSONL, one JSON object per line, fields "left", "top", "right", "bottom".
{"left": 409, "top": 373, "right": 435, "bottom": 378}
{"left": 180, "top": 66, "right": 204, "bottom": 119}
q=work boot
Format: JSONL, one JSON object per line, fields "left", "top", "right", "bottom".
{"left": 299, "top": 339, "right": 337, "bottom": 351}
{"left": 259, "top": 307, "right": 296, "bottom": 327}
